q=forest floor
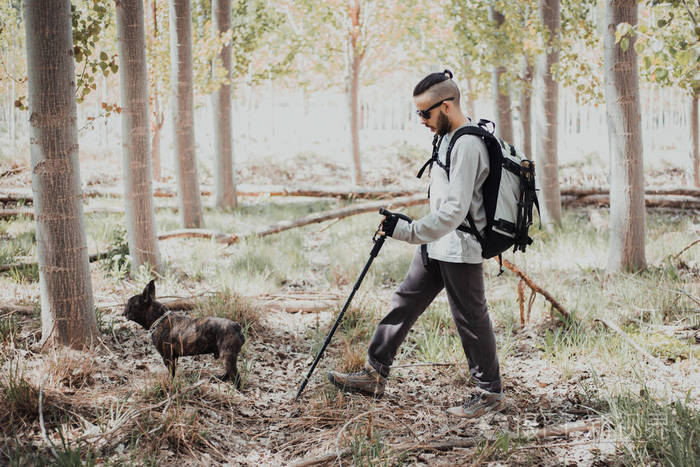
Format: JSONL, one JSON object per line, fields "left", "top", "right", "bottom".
{"left": 0, "top": 143, "right": 699, "bottom": 466}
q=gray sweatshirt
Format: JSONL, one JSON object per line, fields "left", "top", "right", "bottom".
{"left": 392, "top": 124, "right": 490, "bottom": 264}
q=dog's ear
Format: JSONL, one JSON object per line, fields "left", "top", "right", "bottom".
{"left": 142, "top": 280, "right": 156, "bottom": 303}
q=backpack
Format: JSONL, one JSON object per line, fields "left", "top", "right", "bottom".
{"left": 416, "top": 119, "right": 539, "bottom": 268}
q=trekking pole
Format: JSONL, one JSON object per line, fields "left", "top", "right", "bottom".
{"left": 294, "top": 208, "right": 411, "bottom": 400}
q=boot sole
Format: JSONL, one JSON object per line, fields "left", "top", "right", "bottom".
{"left": 446, "top": 399, "right": 506, "bottom": 418}
{"left": 327, "top": 373, "right": 384, "bottom": 399}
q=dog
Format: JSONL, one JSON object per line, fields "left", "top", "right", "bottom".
{"left": 123, "top": 280, "right": 245, "bottom": 388}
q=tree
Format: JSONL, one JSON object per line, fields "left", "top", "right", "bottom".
{"left": 170, "top": 0, "right": 204, "bottom": 228}
{"left": 212, "top": 0, "right": 237, "bottom": 209}
{"left": 604, "top": 0, "right": 646, "bottom": 272}
{"left": 632, "top": 0, "right": 699, "bottom": 186}
{"left": 287, "top": 0, "right": 421, "bottom": 186}
{"left": 535, "top": 0, "right": 562, "bottom": 226}
{"left": 489, "top": 5, "right": 514, "bottom": 142}
{"left": 23, "top": 0, "right": 97, "bottom": 348}
{"left": 115, "top": 0, "right": 162, "bottom": 272}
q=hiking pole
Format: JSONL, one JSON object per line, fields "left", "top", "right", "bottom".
{"left": 294, "top": 208, "right": 411, "bottom": 400}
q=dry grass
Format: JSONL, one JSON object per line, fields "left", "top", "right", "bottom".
{"left": 0, "top": 152, "right": 698, "bottom": 464}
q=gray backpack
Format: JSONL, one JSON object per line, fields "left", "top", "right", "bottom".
{"left": 417, "top": 119, "right": 539, "bottom": 264}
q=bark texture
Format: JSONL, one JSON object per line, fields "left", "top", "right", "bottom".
{"left": 520, "top": 59, "right": 534, "bottom": 158}
{"left": 692, "top": 92, "right": 699, "bottom": 187}
{"left": 489, "top": 7, "right": 513, "bottom": 142}
{"left": 24, "top": 0, "right": 97, "bottom": 348}
{"left": 535, "top": 0, "right": 562, "bottom": 226}
{"left": 348, "top": 0, "right": 363, "bottom": 185}
{"left": 116, "top": 0, "right": 162, "bottom": 272}
{"left": 170, "top": 0, "right": 204, "bottom": 227}
{"left": 604, "top": 0, "right": 646, "bottom": 272}
{"left": 212, "top": 0, "right": 237, "bottom": 208}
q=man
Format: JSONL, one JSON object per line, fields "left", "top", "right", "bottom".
{"left": 327, "top": 70, "right": 504, "bottom": 418}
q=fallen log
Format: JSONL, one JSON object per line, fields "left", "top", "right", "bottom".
{"left": 0, "top": 206, "right": 176, "bottom": 220}
{"left": 157, "top": 194, "right": 428, "bottom": 244}
{"left": 561, "top": 186, "right": 700, "bottom": 197}
{"left": 563, "top": 194, "right": 700, "bottom": 209}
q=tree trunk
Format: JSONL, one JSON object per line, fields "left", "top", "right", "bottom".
{"left": 150, "top": 0, "right": 162, "bottom": 181}
{"left": 116, "top": 0, "right": 162, "bottom": 273}
{"left": 348, "top": 0, "right": 363, "bottom": 185}
{"left": 535, "top": 0, "right": 562, "bottom": 226}
{"left": 604, "top": 0, "right": 645, "bottom": 272}
{"left": 489, "top": 7, "right": 513, "bottom": 142}
{"left": 520, "top": 58, "right": 534, "bottom": 158}
{"left": 212, "top": 0, "right": 237, "bottom": 208}
{"left": 170, "top": 0, "right": 204, "bottom": 228}
{"left": 151, "top": 90, "right": 163, "bottom": 181}
{"left": 23, "top": 0, "right": 97, "bottom": 348}
{"left": 691, "top": 92, "right": 699, "bottom": 187}
{"left": 463, "top": 67, "right": 476, "bottom": 118}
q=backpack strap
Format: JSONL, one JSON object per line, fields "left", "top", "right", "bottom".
{"left": 416, "top": 134, "right": 442, "bottom": 179}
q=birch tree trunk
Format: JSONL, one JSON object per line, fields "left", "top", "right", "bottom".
{"left": 604, "top": 0, "right": 645, "bottom": 272}
{"left": 116, "top": 0, "right": 162, "bottom": 272}
{"left": 170, "top": 0, "right": 204, "bottom": 228}
{"left": 212, "top": 0, "right": 237, "bottom": 208}
{"left": 520, "top": 59, "right": 534, "bottom": 158}
{"left": 24, "top": 0, "right": 97, "bottom": 348}
{"left": 692, "top": 92, "right": 699, "bottom": 187}
{"left": 535, "top": 0, "right": 562, "bottom": 226}
{"left": 348, "top": 0, "right": 363, "bottom": 185}
{"left": 489, "top": 6, "right": 513, "bottom": 142}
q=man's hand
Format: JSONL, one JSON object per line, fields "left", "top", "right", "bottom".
{"left": 378, "top": 212, "right": 412, "bottom": 237}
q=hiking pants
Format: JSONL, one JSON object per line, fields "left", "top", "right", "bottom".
{"left": 367, "top": 247, "right": 502, "bottom": 393}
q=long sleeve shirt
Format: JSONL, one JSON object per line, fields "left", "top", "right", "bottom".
{"left": 392, "top": 124, "right": 490, "bottom": 264}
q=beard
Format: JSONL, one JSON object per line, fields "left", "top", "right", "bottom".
{"left": 436, "top": 111, "right": 451, "bottom": 136}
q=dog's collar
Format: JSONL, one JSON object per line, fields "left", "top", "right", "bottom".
{"left": 148, "top": 310, "right": 172, "bottom": 337}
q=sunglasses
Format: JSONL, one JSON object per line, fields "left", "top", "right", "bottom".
{"left": 416, "top": 97, "right": 455, "bottom": 119}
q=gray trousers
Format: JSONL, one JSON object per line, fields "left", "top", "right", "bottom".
{"left": 367, "top": 247, "right": 502, "bottom": 393}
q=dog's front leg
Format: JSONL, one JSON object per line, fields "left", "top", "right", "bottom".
{"left": 221, "top": 351, "right": 241, "bottom": 389}
{"left": 162, "top": 355, "right": 177, "bottom": 378}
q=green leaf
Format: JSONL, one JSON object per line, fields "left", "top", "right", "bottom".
{"left": 657, "top": 19, "right": 667, "bottom": 28}
{"left": 100, "top": 51, "right": 108, "bottom": 61}
{"left": 621, "top": 37, "right": 629, "bottom": 52}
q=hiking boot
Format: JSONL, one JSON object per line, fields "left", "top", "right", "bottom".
{"left": 327, "top": 363, "right": 386, "bottom": 397}
{"left": 446, "top": 391, "right": 505, "bottom": 418}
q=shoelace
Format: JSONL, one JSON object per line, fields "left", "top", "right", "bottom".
{"left": 462, "top": 393, "right": 483, "bottom": 408}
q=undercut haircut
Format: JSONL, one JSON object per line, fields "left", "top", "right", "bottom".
{"left": 413, "top": 69, "right": 461, "bottom": 105}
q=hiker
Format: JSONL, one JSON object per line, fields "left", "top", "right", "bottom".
{"left": 328, "top": 69, "right": 504, "bottom": 418}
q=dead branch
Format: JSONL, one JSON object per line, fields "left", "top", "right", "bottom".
{"left": 0, "top": 205, "right": 177, "bottom": 219}
{"left": 673, "top": 237, "right": 700, "bottom": 259}
{"left": 157, "top": 229, "right": 238, "bottom": 244}
{"left": 594, "top": 318, "right": 666, "bottom": 369}
{"left": 0, "top": 304, "right": 34, "bottom": 315}
{"left": 500, "top": 258, "right": 570, "bottom": 321}
{"left": 528, "top": 419, "right": 604, "bottom": 438}
{"left": 0, "top": 247, "right": 124, "bottom": 273}
{"left": 290, "top": 438, "right": 480, "bottom": 467}
{"left": 157, "top": 195, "right": 428, "bottom": 244}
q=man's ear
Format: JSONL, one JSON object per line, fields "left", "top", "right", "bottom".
{"left": 142, "top": 280, "right": 156, "bottom": 302}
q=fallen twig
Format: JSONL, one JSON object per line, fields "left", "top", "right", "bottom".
{"left": 38, "top": 385, "right": 59, "bottom": 460}
{"left": 594, "top": 318, "right": 666, "bottom": 368}
{"left": 528, "top": 419, "right": 605, "bottom": 438}
{"left": 673, "top": 237, "right": 700, "bottom": 259}
{"left": 500, "top": 258, "right": 570, "bottom": 321}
